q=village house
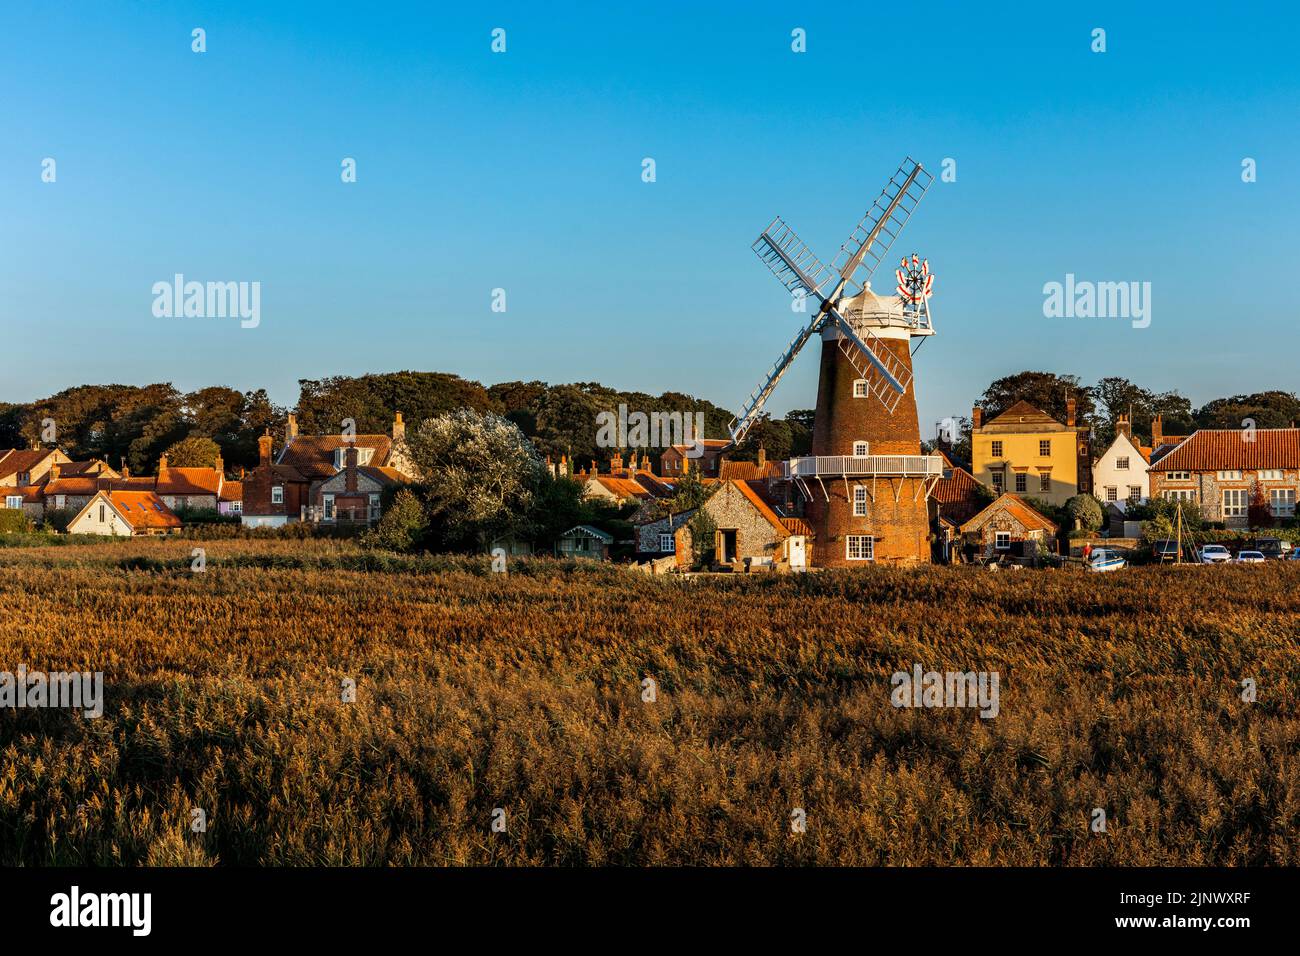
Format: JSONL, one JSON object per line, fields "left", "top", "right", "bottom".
{"left": 1091, "top": 414, "right": 1152, "bottom": 509}
{"left": 555, "top": 524, "right": 613, "bottom": 560}
{"left": 218, "top": 480, "right": 243, "bottom": 517}
{"left": 928, "top": 452, "right": 990, "bottom": 562}
{"left": 1147, "top": 414, "right": 1191, "bottom": 467}
{"left": 959, "top": 493, "right": 1059, "bottom": 559}
{"left": 660, "top": 439, "right": 730, "bottom": 478}
{"left": 577, "top": 453, "right": 670, "bottom": 506}
{"left": 241, "top": 412, "right": 413, "bottom": 527}
{"left": 970, "top": 399, "right": 1091, "bottom": 506}
{"left": 154, "top": 453, "right": 227, "bottom": 512}
{"left": 67, "top": 490, "right": 182, "bottom": 536}
{"left": 1148, "top": 427, "right": 1300, "bottom": 527}
{"left": 673, "top": 479, "right": 809, "bottom": 572}
{"left": 0, "top": 448, "right": 70, "bottom": 489}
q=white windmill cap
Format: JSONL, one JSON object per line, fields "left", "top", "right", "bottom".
{"left": 838, "top": 284, "right": 904, "bottom": 321}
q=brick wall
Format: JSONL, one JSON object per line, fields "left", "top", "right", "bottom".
{"left": 806, "top": 476, "right": 931, "bottom": 567}
{"left": 1151, "top": 469, "right": 1300, "bottom": 526}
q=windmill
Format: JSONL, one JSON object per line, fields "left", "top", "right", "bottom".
{"left": 730, "top": 157, "right": 945, "bottom": 566}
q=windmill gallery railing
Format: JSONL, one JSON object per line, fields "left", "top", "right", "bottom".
{"left": 782, "top": 455, "right": 945, "bottom": 479}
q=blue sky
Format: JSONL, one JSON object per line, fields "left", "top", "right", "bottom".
{"left": 2, "top": 1, "right": 1297, "bottom": 435}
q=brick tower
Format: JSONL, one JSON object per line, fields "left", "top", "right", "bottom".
{"left": 728, "top": 157, "right": 943, "bottom": 568}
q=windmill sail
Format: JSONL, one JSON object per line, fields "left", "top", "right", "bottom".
{"left": 727, "top": 318, "right": 821, "bottom": 445}
{"left": 827, "top": 307, "right": 912, "bottom": 405}
{"left": 828, "top": 158, "right": 933, "bottom": 299}
{"left": 752, "top": 218, "right": 833, "bottom": 301}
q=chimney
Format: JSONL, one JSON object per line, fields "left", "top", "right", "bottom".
{"left": 1066, "top": 397, "right": 1077, "bottom": 428}
{"left": 345, "top": 446, "right": 358, "bottom": 492}
{"left": 681, "top": 453, "right": 690, "bottom": 475}
{"left": 121, "top": 465, "right": 130, "bottom": 479}
{"left": 560, "top": 454, "right": 568, "bottom": 476}
{"left": 49, "top": 462, "right": 60, "bottom": 482}
{"left": 158, "top": 454, "right": 169, "bottom": 473}
{"left": 1116, "top": 414, "right": 1131, "bottom": 439}
{"left": 258, "top": 432, "right": 273, "bottom": 465}
{"left": 214, "top": 453, "right": 224, "bottom": 476}
{"left": 392, "top": 411, "right": 405, "bottom": 441}
{"left": 972, "top": 406, "right": 983, "bottom": 430}
{"left": 758, "top": 447, "right": 767, "bottom": 469}
{"left": 286, "top": 413, "right": 299, "bottom": 444}
{"left": 238, "top": 465, "right": 246, "bottom": 479}
{"left": 640, "top": 453, "right": 650, "bottom": 472}
{"left": 611, "top": 452, "right": 623, "bottom": 473}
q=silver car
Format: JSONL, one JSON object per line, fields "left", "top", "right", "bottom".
{"left": 1199, "top": 545, "right": 1232, "bottom": 564}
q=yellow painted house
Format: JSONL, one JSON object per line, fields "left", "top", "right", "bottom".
{"left": 970, "top": 399, "right": 1091, "bottom": 507}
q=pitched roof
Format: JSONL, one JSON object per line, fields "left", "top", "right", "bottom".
{"left": 0, "top": 449, "right": 56, "bottom": 480}
{"left": 665, "top": 440, "right": 731, "bottom": 456}
{"left": 981, "top": 402, "right": 1067, "bottom": 431}
{"left": 560, "top": 524, "right": 614, "bottom": 542}
{"left": 77, "top": 490, "right": 182, "bottom": 532}
{"left": 960, "top": 493, "right": 1058, "bottom": 535}
{"left": 219, "top": 480, "right": 243, "bottom": 502}
{"left": 780, "top": 516, "right": 813, "bottom": 536}
{"left": 728, "top": 479, "right": 790, "bottom": 538}
{"left": 4, "top": 485, "right": 43, "bottom": 504}
{"left": 155, "top": 466, "right": 223, "bottom": 496}
{"left": 42, "top": 476, "right": 101, "bottom": 497}
{"left": 719, "top": 459, "right": 783, "bottom": 481}
{"left": 587, "top": 475, "right": 653, "bottom": 500}
{"left": 56, "top": 459, "right": 116, "bottom": 478}
{"left": 356, "top": 465, "right": 407, "bottom": 486}
{"left": 1149, "top": 428, "right": 1300, "bottom": 472}
{"left": 277, "top": 435, "right": 394, "bottom": 480}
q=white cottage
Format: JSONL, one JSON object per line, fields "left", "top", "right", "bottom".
{"left": 1091, "top": 415, "right": 1151, "bottom": 510}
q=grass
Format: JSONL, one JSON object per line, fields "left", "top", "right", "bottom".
{"left": 0, "top": 538, "right": 1297, "bottom": 865}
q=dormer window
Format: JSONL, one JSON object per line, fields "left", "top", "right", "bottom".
{"left": 334, "top": 446, "right": 375, "bottom": 469}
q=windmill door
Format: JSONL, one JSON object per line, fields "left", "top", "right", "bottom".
{"left": 787, "top": 536, "right": 806, "bottom": 569}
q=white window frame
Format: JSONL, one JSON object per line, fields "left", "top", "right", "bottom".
{"left": 1269, "top": 488, "right": 1295, "bottom": 517}
{"left": 1218, "top": 470, "right": 1243, "bottom": 482}
{"left": 1115, "top": 456, "right": 1129, "bottom": 471}
{"left": 1128, "top": 486, "right": 1142, "bottom": 501}
{"left": 323, "top": 493, "right": 335, "bottom": 520}
{"left": 845, "top": 535, "right": 874, "bottom": 561}
{"left": 658, "top": 533, "right": 675, "bottom": 553}
{"left": 1223, "top": 488, "right": 1247, "bottom": 518}
{"left": 852, "top": 485, "right": 868, "bottom": 516}
{"left": 1166, "top": 471, "right": 1191, "bottom": 481}
{"left": 230, "top": 501, "right": 242, "bottom": 514}
{"left": 369, "top": 493, "right": 381, "bottom": 521}
{"left": 271, "top": 485, "right": 284, "bottom": 505}
{"left": 1164, "top": 489, "right": 1195, "bottom": 502}
{"left": 4, "top": 495, "right": 22, "bottom": 509}
{"left": 1038, "top": 472, "right": 1051, "bottom": 493}
{"left": 852, "top": 441, "right": 869, "bottom": 456}
{"left": 1259, "top": 469, "right": 1284, "bottom": 482}
{"left": 1105, "top": 486, "right": 1118, "bottom": 501}
{"left": 852, "top": 380, "right": 869, "bottom": 398}
{"left": 994, "top": 531, "right": 1011, "bottom": 550}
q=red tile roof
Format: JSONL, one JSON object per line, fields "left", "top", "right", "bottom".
{"left": 1149, "top": 429, "right": 1300, "bottom": 472}
{"left": 719, "top": 459, "right": 783, "bottom": 480}
{"left": 277, "top": 435, "right": 394, "bottom": 480}
{"left": 80, "top": 490, "right": 183, "bottom": 532}
{"left": 932, "top": 465, "right": 988, "bottom": 526}
{"left": 155, "top": 467, "right": 223, "bottom": 496}
{"left": 960, "top": 493, "right": 1058, "bottom": 535}
{"left": 730, "top": 480, "right": 790, "bottom": 537}
{"left": 219, "top": 481, "right": 243, "bottom": 502}
{"left": 588, "top": 475, "right": 653, "bottom": 500}
{"left": 780, "top": 516, "right": 813, "bottom": 536}
{"left": 0, "top": 449, "right": 57, "bottom": 480}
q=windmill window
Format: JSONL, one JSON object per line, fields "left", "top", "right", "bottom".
{"left": 852, "top": 441, "right": 869, "bottom": 457}
{"left": 845, "top": 535, "right": 873, "bottom": 561}
{"left": 852, "top": 380, "right": 869, "bottom": 399}
{"left": 852, "top": 486, "right": 868, "bottom": 516}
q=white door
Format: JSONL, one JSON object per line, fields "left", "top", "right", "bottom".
{"left": 788, "top": 536, "right": 806, "bottom": 569}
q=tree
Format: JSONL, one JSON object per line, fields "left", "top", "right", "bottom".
{"left": 978, "top": 371, "right": 1095, "bottom": 426}
{"left": 1248, "top": 481, "right": 1274, "bottom": 529}
{"left": 369, "top": 488, "right": 430, "bottom": 552}
{"left": 685, "top": 510, "right": 718, "bottom": 569}
{"left": 1195, "top": 391, "right": 1300, "bottom": 430}
{"left": 1065, "top": 493, "right": 1104, "bottom": 532}
{"left": 161, "top": 436, "right": 222, "bottom": 468}
{"left": 728, "top": 414, "right": 793, "bottom": 463}
{"left": 405, "top": 410, "right": 544, "bottom": 550}
{"left": 295, "top": 371, "right": 495, "bottom": 437}
{"left": 1092, "top": 377, "right": 1194, "bottom": 448}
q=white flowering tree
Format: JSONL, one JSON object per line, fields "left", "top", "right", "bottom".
{"left": 405, "top": 409, "right": 545, "bottom": 549}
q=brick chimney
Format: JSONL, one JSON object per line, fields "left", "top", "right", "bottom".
{"left": 96, "top": 476, "right": 111, "bottom": 491}
{"left": 972, "top": 406, "right": 983, "bottom": 429}
{"left": 214, "top": 453, "right": 224, "bottom": 476}
{"left": 121, "top": 465, "right": 130, "bottom": 478}
{"left": 258, "top": 432, "right": 273, "bottom": 465}
{"left": 286, "top": 413, "right": 299, "bottom": 444}
{"left": 560, "top": 454, "right": 568, "bottom": 476}
{"left": 158, "top": 454, "right": 168, "bottom": 473}
{"left": 611, "top": 452, "right": 623, "bottom": 473}
{"left": 1066, "top": 397, "right": 1077, "bottom": 428}
{"left": 392, "top": 412, "right": 405, "bottom": 441}
{"left": 758, "top": 447, "right": 767, "bottom": 469}
{"left": 1152, "top": 415, "right": 1164, "bottom": 447}
{"left": 345, "top": 446, "right": 358, "bottom": 492}
{"left": 1116, "top": 414, "right": 1131, "bottom": 439}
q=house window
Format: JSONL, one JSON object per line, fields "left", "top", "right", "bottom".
{"left": 1116, "top": 456, "right": 1129, "bottom": 471}
{"left": 4, "top": 495, "right": 21, "bottom": 509}
{"left": 1270, "top": 489, "right": 1296, "bottom": 517}
{"left": 1105, "top": 486, "right": 1118, "bottom": 501}
{"left": 272, "top": 486, "right": 284, "bottom": 504}
{"left": 323, "top": 494, "right": 335, "bottom": 520}
{"left": 99, "top": 504, "right": 106, "bottom": 522}
{"left": 1128, "top": 486, "right": 1142, "bottom": 502}
{"left": 1259, "top": 469, "right": 1284, "bottom": 481}
{"left": 852, "top": 441, "right": 869, "bottom": 456}
{"left": 658, "top": 533, "right": 675, "bottom": 553}
{"left": 995, "top": 531, "right": 1011, "bottom": 550}
{"left": 990, "top": 440, "right": 1003, "bottom": 458}
{"left": 991, "top": 471, "right": 1004, "bottom": 493}
{"left": 1166, "top": 471, "right": 1190, "bottom": 481}
{"left": 369, "top": 494, "right": 381, "bottom": 521}
{"left": 845, "top": 535, "right": 874, "bottom": 561}
{"left": 1164, "top": 489, "right": 1195, "bottom": 502}
{"left": 1223, "top": 488, "right": 1247, "bottom": 517}
{"left": 853, "top": 485, "right": 868, "bottom": 516}
{"left": 1217, "top": 470, "right": 1243, "bottom": 482}
{"left": 1014, "top": 473, "right": 1026, "bottom": 493}
{"left": 852, "top": 380, "right": 869, "bottom": 398}
{"left": 1038, "top": 473, "right": 1051, "bottom": 493}
{"left": 1039, "top": 440, "right": 1051, "bottom": 457}
{"left": 230, "top": 501, "right": 242, "bottom": 514}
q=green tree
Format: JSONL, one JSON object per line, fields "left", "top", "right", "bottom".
{"left": 978, "top": 371, "right": 1095, "bottom": 427}
{"left": 369, "top": 488, "right": 430, "bottom": 552}
{"left": 1065, "top": 493, "right": 1104, "bottom": 532}
{"left": 161, "top": 435, "right": 222, "bottom": 468}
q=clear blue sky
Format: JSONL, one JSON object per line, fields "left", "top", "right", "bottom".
{"left": 2, "top": 1, "right": 1297, "bottom": 436}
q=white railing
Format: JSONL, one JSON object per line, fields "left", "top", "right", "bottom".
{"left": 782, "top": 455, "right": 944, "bottom": 478}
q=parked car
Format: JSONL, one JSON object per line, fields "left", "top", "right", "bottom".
{"left": 1087, "top": 548, "right": 1127, "bottom": 572}
{"left": 1235, "top": 550, "right": 1267, "bottom": 564}
{"left": 1199, "top": 544, "right": 1232, "bottom": 564}
{"left": 1256, "top": 538, "right": 1292, "bottom": 560}
{"left": 1151, "top": 539, "right": 1181, "bottom": 562}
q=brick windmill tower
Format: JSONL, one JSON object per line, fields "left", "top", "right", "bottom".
{"left": 729, "top": 158, "right": 943, "bottom": 566}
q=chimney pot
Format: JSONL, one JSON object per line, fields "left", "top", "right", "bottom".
{"left": 286, "top": 413, "right": 299, "bottom": 444}
{"left": 972, "top": 406, "right": 983, "bottom": 430}
{"left": 392, "top": 411, "right": 405, "bottom": 441}
{"left": 258, "top": 432, "right": 273, "bottom": 465}
{"left": 1066, "top": 397, "right": 1077, "bottom": 428}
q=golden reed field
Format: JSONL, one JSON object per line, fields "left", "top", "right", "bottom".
{"left": 1, "top": 537, "right": 1297, "bottom": 866}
